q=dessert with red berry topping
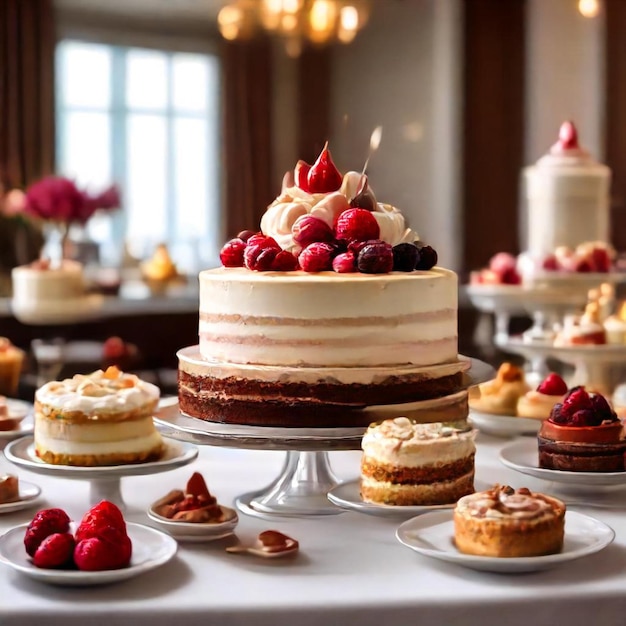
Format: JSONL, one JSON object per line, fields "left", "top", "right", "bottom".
{"left": 517, "top": 373, "right": 568, "bottom": 420}
{"left": 34, "top": 366, "right": 163, "bottom": 466}
{"left": 179, "top": 144, "right": 465, "bottom": 428}
{"left": 360, "top": 418, "right": 476, "bottom": 506}
{"left": 554, "top": 302, "right": 607, "bottom": 346}
{"left": 468, "top": 363, "right": 529, "bottom": 416}
{"left": 538, "top": 386, "right": 626, "bottom": 471}
{"left": 454, "top": 484, "right": 565, "bottom": 557}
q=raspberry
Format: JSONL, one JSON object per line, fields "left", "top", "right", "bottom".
{"left": 357, "top": 241, "right": 393, "bottom": 274}
{"left": 243, "top": 235, "right": 280, "bottom": 271}
{"left": 332, "top": 251, "right": 357, "bottom": 273}
{"left": 335, "top": 208, "right": 380, "bottom": 243}
{"left": 537, "top": 373, "right": 568, "bottom": 396}
{"left": 299, "top": 242, "right": 336, "bottom": 272}
{"left": 489, "top": 252, "right": 517, "bottom": 275}
{"left": 271, "top": 250, "right": 299, "bottom": 271}
{"left": 24, "top": 508, "right": 71, "bottom": 557}
{"left": 236, "top": 230, "right": 257, "bottom": 243}
{"left": 292, "top": 215, "right": 334, "bottom": 247}
{"left": 561, "top": 386, "right": 592, "bottom": 418}
{"left": 220, "top": 238, "right": 246, "bottom": 267}
{"left": 591, "top": 247, "right": 611, "bottom": 272}
{"left": 589, "top": 393, "right": 618, "bottom": 423}
{"left": 294, "top": 159, "right": 311, "bottom": 192}
{"left": 575, "top": 258, "right": 593, "bottom": 273}
{"left": 415, "top": 243, "right": 438, "bottom": 270}
{"left": 392, "top": 243, "right": 418, "bottom": 272}
{"left": 542, "top": 255, "right": 559, "bottom": 271}
{"left": 33, "top": 533, "right": 75, "bottom": 569}
{"left": 568, "top": 409, "right": 598, "bottom": 427}
{"left": 501, "top": 268, "right": 522, "bottom": 284}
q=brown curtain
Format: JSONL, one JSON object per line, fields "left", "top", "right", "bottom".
{"left": 222, "top": 37, "right": 273, "bottom": 240}
{"left": 0, "top": 0, "right": 55, "bottom": 189}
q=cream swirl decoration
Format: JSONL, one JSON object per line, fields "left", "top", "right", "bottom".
{"left": 461, "top": 485, "right": 554, "bottom": 520}
{"left": 260, "top": 170, "right": 418, "bottom": 251}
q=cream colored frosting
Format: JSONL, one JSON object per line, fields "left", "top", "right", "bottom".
{"left": 456, "top": 485, "right": 559, "bottom": 520}
{"left": 517, "top": 390, "right": 564, "bottom": 420}
{"left": 198, "top": 267, "right": 458, "bottom": 368}
{"left": 260, "top": 170, "right": 417, "bottom": 250}
{"left": 36, "top": 368, "right": 160, "bottom": 417}
{"left": 604, "top": 315, "right": 626, "bottom": 344}
{"left": 361, "top": 418, "right": 475, "bottom": 468}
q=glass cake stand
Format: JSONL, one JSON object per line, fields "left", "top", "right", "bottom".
{"left": 154, "top": 357, "right": 494, "bottom": 519}
{"left": 3, "top": 435, "right": 198, "bottom": 510}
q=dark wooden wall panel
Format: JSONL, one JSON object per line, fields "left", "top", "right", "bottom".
{"left": 462, "top": 0, "right": 526, "bottom": 276}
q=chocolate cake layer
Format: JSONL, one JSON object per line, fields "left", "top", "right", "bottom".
{"left": 538, "top": 436, "right": 626, "bottom": 472}
{"left": 178, "top": 370, "right": 465, "bottom": 428}
{"left": 361, "top": 455, "right": 475, "bottom": 485}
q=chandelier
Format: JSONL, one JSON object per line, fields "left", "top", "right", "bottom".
{"left": 217, "top": 0, "right": 371, "bottom": 56}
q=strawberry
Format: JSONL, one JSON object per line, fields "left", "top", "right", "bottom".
{"left": 219, "top": 238, "right": 246, "bottom": 267}
{"left": 294, "top": 159, "right": 311, "bottom": 192}
{"left": 335, "top": 208, "right": 380, "bottom": 243}
{"left": 270, "top": 250, "right": 299, "bottom": 271}
{"left": 24, "top": 508, "right": 71, "bottom": 557}
{"left": 537, "top": 373, "right": 568, "bottom": 396}
{"left": 299, "top": 242, "right": 336, "bottom": 272}
{"left": 74, "top": 533, "right": 132, "bottom": 571}
{"left": 306, "top": 143, "right": 342, "bottom": 193}
{"left": 75, "top": 501, "right": 125, "bottom": 542}
{"left": 33, "top": 533, "right": 75, "bottom": 569}
{"left": 292, "top": 215, "right": 334, "bottom": 247}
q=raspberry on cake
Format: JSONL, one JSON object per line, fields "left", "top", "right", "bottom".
{"left": 468, "top": 363, "right": 529, "bottom": 416}
{"left": 517, "top": 373, "right": 568, "bottom": 420}
{"left": 538, "top": 386, "right": 626, "bottom": 472}
{"left": 454, "top": 484, "right": 565, "bottom": 558}
{"left": 360, "top": 418, "right": 476, "bottom": 506}
{"left": 34, "top": 366, "right": 163, "bottom": 466}
{"left": 179, "top": 144, "right": 466, "bottom": 428}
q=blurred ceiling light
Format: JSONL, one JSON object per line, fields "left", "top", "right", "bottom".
{"left": 218, "top": 0, "right": 370, "bottom": 54}
{"left": 578, "top": 0, "right": 600, "bottom": 18}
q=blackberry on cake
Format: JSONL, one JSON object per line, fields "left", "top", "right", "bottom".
{"left": 34, "top": 366, "right": 163, "bottom": 466}
{"left": 454, "top": 484, "right": 565, "bottom": 557}
{"left": 360, "top": 418, "right": 476, "bottom": 506}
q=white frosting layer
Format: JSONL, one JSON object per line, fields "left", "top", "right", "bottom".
{"left": 198, "top": 267, "right": 458, "bottom": 367}
{"left": 524, "top": 150, "right": 611, "bottom": 258}
{"left": 361, "top": 418, "right": 475, "bottom": 468}
{"left": 35, "top": 427, "right": 162, "bottom": 455}
{"left": 261, "top": 171, "right": 418, "bottom": 250}
{"left": 36, "top": 369, "right": 160, "bottom": 417}
{"left": 12, "top": 260, "right": 86, "bottom": 302}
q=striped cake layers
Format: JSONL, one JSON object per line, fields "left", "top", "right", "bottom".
{"left": 178, "top": 347, "right": 469, "bottom": 427}
{"left": 198, "top": 267, "right": 458, "bottom": 368}
{"left": 360, "top": 418, "right": 476, "bottom": 505}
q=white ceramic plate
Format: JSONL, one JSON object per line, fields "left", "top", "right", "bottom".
{"left": 0, "top": 401, "right": 33, "bottom": 440}
{"left": 499, "top": 438, "right": 626, "bottom": 487}
{"left": 469, "top": 410, "right": 542, "bottom": 438}
{"left": 396, "top": 510, "right": 614, "bottom": 573}
{"left": 4, "top": 436, "right": 198, "bottom": 480}
{"left": 147, "top": 505, "right": 239, "bottom": 542}
{"left": 0, "top": 480, "right": 41, "bottom": 514}
{"left": 0, "top": 521, "right": 177, "bottom": 586}
{"left": 327, "top": 480, "right": 489, "bottom": 518}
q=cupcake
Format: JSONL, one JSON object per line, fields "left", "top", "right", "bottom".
{"left": 469, "top": 363, "right": 529, "bottom": 415}
{"left": 555, "top": 303, "right": 606, "bottom": 346}
{"left": 0, "top": 338, "right": 24, "bottom": 397}
{"left": 538, "top": 387, "right": 626, "bottom": 472}
{"left": 517, "top": 373, "right": 568, "bottom": 420}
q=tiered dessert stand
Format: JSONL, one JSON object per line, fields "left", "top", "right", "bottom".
{"left": 154, "top": 357, "right": 494, "bottom": 519}
{"left": 467, "top": 272, "right": 626, "bottom": 392}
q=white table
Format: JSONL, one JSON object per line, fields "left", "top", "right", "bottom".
{"left": 2, "top": 433, "right": 626, "bottom": 626}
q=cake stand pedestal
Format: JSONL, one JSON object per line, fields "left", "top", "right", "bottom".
{"left": 155, "top": 357, "right": 494, "bottom": 519}
{"left": 3, "top": 435, "right": 198, "bottom": 511}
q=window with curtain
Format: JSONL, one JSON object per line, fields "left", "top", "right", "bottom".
{"left": 55, "top": 39, "right": 221, "bottom": 271}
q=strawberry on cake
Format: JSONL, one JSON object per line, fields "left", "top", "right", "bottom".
{"left": 34, "top": 366, "right": 163, "bottom": 466}
{"left": 538, "top": 387, "right": 626, "bottom": 472}
{"left": 517, "top": 373, "right": 568, "bottom": 421}
{"left": 178, "top": 144, "right": 467, "bottom": 428}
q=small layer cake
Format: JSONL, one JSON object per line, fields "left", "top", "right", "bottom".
{"left": 454, "top": 484, "right": 565, "bottom": 557}
{"left": 360, "top": 418, "right": 475, "bottom": 506}
{"left": 517, "top": 373, "right": 568, "bottom": 420}
{"left": 469, "top": 362, "right": 529, "bottom": 415}
{"left": 538, "top": 386, "right": 626, "bottom": 472}
{"left": 34, "top": 367, "right": 163, "bottom": 466}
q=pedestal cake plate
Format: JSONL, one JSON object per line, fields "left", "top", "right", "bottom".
{"left": 154, "top": 357, "right": 494, "bottom": 520}
{"left": 3, "top": 435, "right": 198, "bottom": 510}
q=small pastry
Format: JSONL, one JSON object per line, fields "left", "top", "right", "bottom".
{"left": 555, "top": 303, "right": 606, "bottom": 346}
{"left": 604, "top": 301, "right": 626, "bottom": 344}
{"left": 454, "top": 484, "right": 565, "bottom": 557}
{"left": 517, "top": 373, "right": 568, "bottom": 420}
{"left": 468, "top": 363, "right": 529, "bottom": 415}
{"left": 0, "top": 474, "right": 19, "bottom": 504}
{"left": 538, "top": 387, "right": 626, "bottom": 472}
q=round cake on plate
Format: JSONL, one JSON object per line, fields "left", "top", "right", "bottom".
{"left": 178, "top": 145, "right": 468, "bottom": 428}
{"left": 34, "top": 366, "right": 163, "bottom": 466}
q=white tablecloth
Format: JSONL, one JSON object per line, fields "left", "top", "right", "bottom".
{"left": 2, "top": 433, "right": 626, "bottom": 626}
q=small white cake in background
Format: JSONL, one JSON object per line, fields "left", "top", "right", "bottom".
{"left": 517, "top": 373, "right": 568, "bottom": 420}
{"left": 555, "top": 303, "right": 606, "bottom": 346}
{"left": 604, "top": 302, "right": 626, "bottom": 345}
{"left": 34, "top": 366, "right": 163, "bottom": 466}
{"left": 468, "top": 363, "right": 529, "bottom": 416}
{"left": 360, "top": 418, "right": 476, "bottom": 506}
